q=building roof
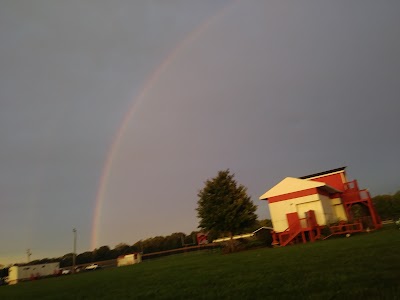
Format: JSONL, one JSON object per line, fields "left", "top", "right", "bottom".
{"left": 259, "top": 177, "right": 340, "bottom": 200}
{"left": 299, "top": 166, "right": 346, "bottom": 180}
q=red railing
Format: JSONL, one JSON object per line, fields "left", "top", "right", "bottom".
{"left": 344, "top": 180, "right": 359, "bottom": 191}
{"left": 342, "top": 189, "right": 371, "bottom": 204}
{"left": 329, "top": 222, "right": 363, "bottom": 234}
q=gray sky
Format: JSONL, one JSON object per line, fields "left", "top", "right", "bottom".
{"left": 1, "top": 0, "right": 399, "bottom": 265}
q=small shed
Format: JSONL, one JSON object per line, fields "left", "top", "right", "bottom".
{"left": 117, "top": 253, "right": 142, "bottom": 267}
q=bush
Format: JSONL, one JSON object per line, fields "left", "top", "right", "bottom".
{"left": 220, "top": 238, "right": 269, "bottom": 253}
{"left": 320, "top": 226, "right": 332, "bottom": 238}
{"left": 395, "top": 218, "right": 400, "bottom": 229}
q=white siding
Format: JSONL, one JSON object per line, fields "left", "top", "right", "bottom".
{"left": 270, "top": 194, "right": 322, "bottom": 232}
{"left": 269, "top": 193, "right": 348, "bottom": 232}
{"left": 117, "top": 253, "right": 142, "bottom": 267}
{"left": 8, "top": 262, "right": 59, "bottom": 284}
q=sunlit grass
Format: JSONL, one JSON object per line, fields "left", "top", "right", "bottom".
{"left": 1, "top": 225, "right": 399, "bottom": 299}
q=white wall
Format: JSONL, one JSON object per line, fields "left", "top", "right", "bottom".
{"left": 320, "top": 194, "right": 336, "bottom": 224}
{"left": 269, "top": 193, "right": 348, "bottom": 232}
{"left": 8, "top": 262, "right": 59, "bottom": 284}
{"left": 331, "top": 197, "right": 348, "bottom": 222}
{"left": 269, "top": 194, "right": 322, "bottom": 232}
{"left": 117, "top": 253, "right": 142, "bottom": 267}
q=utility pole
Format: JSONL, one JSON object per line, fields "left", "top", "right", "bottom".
{"left": 26, "top": 249, "right": 32, "bottom": 263}
{"left": 72, "top": 228, "right": 77, "bottom": 274}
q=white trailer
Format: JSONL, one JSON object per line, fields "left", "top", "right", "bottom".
{"left": 117, "top": 253, "right": 142, "bottom": 267}
{"left": 8, "top": 262, "right": 60, "bottom": 285}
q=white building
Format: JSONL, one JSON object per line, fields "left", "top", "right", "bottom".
{"left": 259, "top": 167, "right": 381, "bottom": 246}
{"left": 117, "top": 253, "right": 142, "bottom": 267}
{"left": 8, "top": 262, "right": 60, "bottom": 285}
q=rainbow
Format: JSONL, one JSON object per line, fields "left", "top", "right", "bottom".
{"left": 91, "top": 0, "right": 239, "bottom": 250}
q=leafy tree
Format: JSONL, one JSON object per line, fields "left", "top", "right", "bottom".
{"left": 162, "top": 233, "right": 184, "bottom": 250}
{"left": 247, "top": 219, "right": 273, "bottom": 232}
{"left": 132, "top": 240, "right": 144, "bottom": 253}
{"left": 60, "top": 253, "right": 73, "bottom": 268}
{"left": 76, "top": 251, "right": 93, "bottom": 265}
{"left": 143, "top": 236, "right": 164, "bottom": 253}
{"left": 258, "top": 219, "right": 273, "bottom": 228}
{"left": 372, "top": 192, "right": 400, "bottom": 219}
{"left": 185, "top": 231, "right": 199, "bottom": 245}
{"left": 0, "top": 267, "right": 8, "bottom": 278}
{"left": 112, "top": 243, "right": 130, "bottom": 257}
{"left": 196, "top": 169, "right": 257, "bottom": 251}
{"left": 92, "top": 246, "right": 111, "bottom": 262}
{"left": 392, "top": 191, "right": 400, "bottom": 216}
{"left": 128, "top": 244, "right": 140, "bottom": 254}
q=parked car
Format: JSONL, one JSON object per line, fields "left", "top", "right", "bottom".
{"left": 61, "top": 269, "right": 71, "bottom": 275}
{"left": 85, "top": 264, "right": 101, "bottom": 271}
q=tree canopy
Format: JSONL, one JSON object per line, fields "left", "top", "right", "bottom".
{"left": 372, "top": 190, "right": 400, "bottom": 220}
{"left": 196, "top": 169, "right": 257, "bottom": 239}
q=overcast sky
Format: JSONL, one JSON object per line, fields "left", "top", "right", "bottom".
{"left": 1, "top": 0, "right": 399, "bottom": 265}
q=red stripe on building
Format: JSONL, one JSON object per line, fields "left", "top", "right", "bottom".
{"left": 268, "top": 188, "right": 318, "bottom": 203}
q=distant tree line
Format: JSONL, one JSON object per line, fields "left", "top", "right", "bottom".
{"left": 57, "top": 231, "right": 201, "bottom": 268}
{"left": 4, "top": 218, "right": 271, "bottom": 270}
{"left": 58, "top": 219, "right": 270, "bottom": 268}
{"left": 7, "top": 231, "right": 200, "bottom": 268}
{"left": 372, "top": 190, "right": 400, "bottom": 220}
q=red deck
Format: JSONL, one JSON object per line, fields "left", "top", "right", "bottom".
{"left": 342, "top": 180, "right": 381, "bottom": 229}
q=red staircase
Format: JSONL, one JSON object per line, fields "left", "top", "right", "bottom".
{"left": 275, "top": 211, "right": 321, "bottom": 246}
{"left": 279, "top": 213, "right": 303, "bottom": 246}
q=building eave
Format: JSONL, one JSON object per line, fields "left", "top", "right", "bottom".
{"left": 299, "top": 166, "right": 347, "bottom": 180}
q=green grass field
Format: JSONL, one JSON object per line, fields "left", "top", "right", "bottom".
{"left": 1, "top": 225, "right": 400, "bottom": 299}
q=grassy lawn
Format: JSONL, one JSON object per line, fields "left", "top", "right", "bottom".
{"left": 1, "top": 225, "right": 399, "bottom": 299}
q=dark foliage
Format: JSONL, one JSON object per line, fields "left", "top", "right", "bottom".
{"left": 197, "top": 169, "right": 257, "bottom": 238}
{"left": 372, "top": 190, "right": 400, "bottom": 219}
